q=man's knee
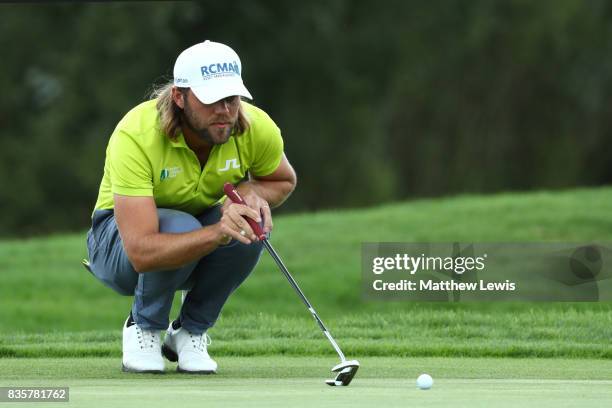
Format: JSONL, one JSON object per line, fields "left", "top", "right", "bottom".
{"left": 157, "top": 209, "right": 202, "bottom": 234}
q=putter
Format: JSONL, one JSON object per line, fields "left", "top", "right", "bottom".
{"left": 224, "top": 183, "right": 360, "bottom": 386}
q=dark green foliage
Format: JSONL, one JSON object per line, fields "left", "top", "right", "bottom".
{"left": 2, "top": 1, "right": 612, "bottom": 236}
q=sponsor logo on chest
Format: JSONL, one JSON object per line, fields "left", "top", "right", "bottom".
{"left": 160, "top": 167, "right": 182, "bottom": 181}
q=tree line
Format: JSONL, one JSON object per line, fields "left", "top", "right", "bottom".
{"left": 1, "top": 0, "right": 611, "bottom": 236}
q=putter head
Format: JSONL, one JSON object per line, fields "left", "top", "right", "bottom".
{"left": 325, "top": 360, "right": 360, "bottom": 386}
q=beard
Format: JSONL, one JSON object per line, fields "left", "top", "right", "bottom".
{"left": 181, "top": 101, "right": 236, "bottom": 145}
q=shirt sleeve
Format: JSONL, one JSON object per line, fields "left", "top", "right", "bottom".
{"left": 249, "top": 115, "right": 284, "bottom": 177}
{"left": 108, "top": 130, "right": 154, "bottom": 196}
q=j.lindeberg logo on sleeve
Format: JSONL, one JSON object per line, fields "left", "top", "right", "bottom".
{"left": 160, "top": 167, "right": 182, "bottom": 181}
{"left": 218, "top": 159, "right": 241, "bottom": 172}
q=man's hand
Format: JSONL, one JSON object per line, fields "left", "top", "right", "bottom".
{"left": 220, "top": 154, "right": 297, "bottom": 235}
{"left": 217, "top": 201, "right": 262, "bottom": 244}
{"left": 221, "top": 189, "right": 272, "bottom": 234}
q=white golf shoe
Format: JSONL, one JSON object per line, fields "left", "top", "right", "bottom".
{"left": 162, "top": 323, "right": 217, "bottom": 374}
{"left": 121, "top": 316, "right": 165, "bottom": 373}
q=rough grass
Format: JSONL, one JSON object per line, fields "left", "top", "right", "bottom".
{"left": 0, "top": 187, "right": 611, "bottom": 359}
{"left": 1, "top": 308, "right": 610, "bottom": 358}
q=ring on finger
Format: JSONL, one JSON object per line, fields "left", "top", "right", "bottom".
{"left": 240, "top": 230, "right": 246, "bottom": 236}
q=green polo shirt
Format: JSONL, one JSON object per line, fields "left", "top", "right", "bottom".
{"left": 92, "top": 99, "right": 283, "bottom": 215}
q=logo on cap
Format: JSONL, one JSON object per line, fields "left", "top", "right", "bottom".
{"left": 201, "top": 61, "right": 240, "bottom": 80}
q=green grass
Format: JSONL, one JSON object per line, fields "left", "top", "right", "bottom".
{"left": 0, "top": 357, "right": 610, "bottom": 408}
{"left": 1, "top": 187, "right": 611, "bottom": 406}
{"left": 0, "top": 186, "right": 611, "bottom": 359}
{"left": 1, "top": 309, "right": 611, "bottom": 359}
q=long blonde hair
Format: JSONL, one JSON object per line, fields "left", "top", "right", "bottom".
{"left": 150, "top": 81, "right": 250, "bottom": 140}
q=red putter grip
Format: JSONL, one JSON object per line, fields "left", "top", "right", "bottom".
{"left": 223, "top": 183, "right": 266, "bottom": 240}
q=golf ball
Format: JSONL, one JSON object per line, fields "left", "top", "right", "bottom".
{"left": 416, "top": 373, "right": 433, "bottom": 390}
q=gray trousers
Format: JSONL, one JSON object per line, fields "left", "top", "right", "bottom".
{"left": 86, "top": 206, "right": 263, "bottom": 334}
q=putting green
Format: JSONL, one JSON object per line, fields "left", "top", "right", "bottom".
{"left": 1, "top": 357, "right": 610, "bottom": 408}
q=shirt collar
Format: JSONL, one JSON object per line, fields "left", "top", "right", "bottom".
{"left": 170, "top": 131, "right": 189, "bottom": 149}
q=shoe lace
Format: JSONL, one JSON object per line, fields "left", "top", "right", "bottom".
{"left": 189, "top": 332, "right": 212, "bottom": 353}
{"left": 135, "top": 326, "right": 160, "bottom": 350}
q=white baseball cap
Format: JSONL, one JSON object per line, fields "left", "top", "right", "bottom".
{"left": 173, "top": 40, "right": 253, "bottom": 104}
